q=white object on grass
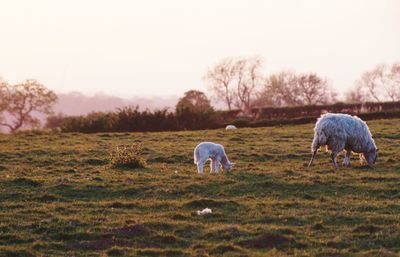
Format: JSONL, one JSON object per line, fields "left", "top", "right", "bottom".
{"left": 197, "top": 208, "right": 212, "bottom": 215}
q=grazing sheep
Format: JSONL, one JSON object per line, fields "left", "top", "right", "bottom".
{"left": 225, "top": 125, "right": 237, "bottom": 130}
{"left": 308, "top": 113, "right": 378, "bottom": 168}
{"left": 194, "top": 142, "right": 233, "bottom": 174}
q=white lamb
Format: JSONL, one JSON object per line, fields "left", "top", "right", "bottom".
{"left": 194, "top": 142, "right": 233, "bottom": 174}
{"left": 308, "top": 113, "right": 378, "bottom": 168}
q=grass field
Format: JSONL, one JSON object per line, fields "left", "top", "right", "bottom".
{"left": 0, "top": 119, "right": 399, "bottom": 257}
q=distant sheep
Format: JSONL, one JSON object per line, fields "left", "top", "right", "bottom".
{"left": 308, "top": 113, "right": 378, "bottom": 168}
{"left": 225, "top": 125, "right": 237, "bottom": 130}
{"left": 194, "top": 142, "right": 233, "bottom": 174}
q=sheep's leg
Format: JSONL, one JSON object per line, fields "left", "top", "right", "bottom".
{"left": 331, "top": 152, "right": 338, "bottom": 169}
{"left": 342, "top": 150, "right": 351, "bottom": 167}
{"left": 359, "top": 153, "right": 366, "bottom": 164}
{"left": 308, "top": 149, "right": 318, "bottom": 168}
{"left": 330, "top": 140, "right": 345, "bottom": 169}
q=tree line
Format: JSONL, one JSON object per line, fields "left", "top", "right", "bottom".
{"left": 204, "top": 57, "right": 400, "bottom": 113}
{"left": 0, "top": 59, "right": 399, "bottom": 133}
{"left": 47, "top": 90, "right": 220, "bottom": 132}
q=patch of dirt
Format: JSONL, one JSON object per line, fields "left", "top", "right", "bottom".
{"left": 108, "top": 201, "right": 137, "bottom": 209}
{"left": 70, "top": 238, "right": 131, "bottom": 251}
{"left": 276, "top": 228, "right": 297, "bottom": 235}
{"left": 12, "top": 177, "right": 42, "bottom": 187}
{"left": 137, "top": 235, "right": 186, "bottom": 249}
{"left": 136, "top": 249, "right": 186, "bottom": 257}
{"left": 303, "top": 194, "right": 316, "bottom": 200}
{"left": 352, "top": 225, "right": 381, "bottom": 233}
{"left": 360, "top": 176, "right": 391, "bottom": 182}
{"left": 311, "top": 223, "right": 324, "bottom": 230}
{"left": 183, "top": 199, "right": 240, "bottom": 209}
{"left": 111, "top": 224, "right": 150, "bottom": 237}
{"left": 239, "top": 233, "right": 295, "bottom": 249}
{"left": 84, "top": 158, "right": 108, "bottom": 166}
{"left": 317, "top": 170, "right": 335, "bottom": 174}
{"left": 316, "top": 253, "right": 344, "bottom": 257}
{"left": 150, "top": 154, "right": 192, "bottom": 164}
{"left": 171, "top": 214, "right": 190, "bottom": 220}
{"left": 205, "top": 226, "right": 246, "bottom": 240}
{"left": 209, "top": 244, "right": 243, "bottom": 255}
{"left": 36, "top": 194, "right": 58, "bottom": 202}
{"left": 326, "top": 240, "right": 350, "bottom": 249}
{"left": 152, "top": 235, "right": 178, "bottom": 245}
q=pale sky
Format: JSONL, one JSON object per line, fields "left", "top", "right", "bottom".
{"left": 0, "top": 0, "right": 399, "bottom": 99}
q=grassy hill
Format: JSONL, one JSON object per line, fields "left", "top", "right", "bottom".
{"left": 0, "top": 119, "right": 399, "bottom": 256}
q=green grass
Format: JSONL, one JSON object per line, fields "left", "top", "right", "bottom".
{"left": 0, "top": 119, "right": 399, "bottom": 256}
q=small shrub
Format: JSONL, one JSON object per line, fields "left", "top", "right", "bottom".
{"left": 110, "top": 144, "right": 147, "bottom": 169}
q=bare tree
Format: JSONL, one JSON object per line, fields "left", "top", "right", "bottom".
{"left": 205, "top": 56, "right": 264, "bottom": 113}
{"left": 204, "top": 57, "right": 237, "bottom": 110}
{"left": 297, "top": 73, "right": 336, "bottom": 105}
{"left": 385, "top": 62, "right": 400, "bottom": 101}
{"left": 256, "top": 71, "right": 335, "bottom": 107}
{"left": 256, "top": 71, "right": 300, "bottom": 107}
{"left": 0, "top": 79, "right": 58, "bottom": 132}
{"left": 345, "top": 83, "right": 366, "bottom": 103}
{"left": 355, "top": 64, "right": 385, "bottom": 102}
{"left": 0, "top": 78, "right": 9, "bottom": 117}
{"left": 354, "top": 62, "right": 400, "bottom": 102}
{"left": 234, "top": 56, "right": 264, "bottom": 114}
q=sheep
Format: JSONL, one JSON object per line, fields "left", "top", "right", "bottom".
{"left": 225, "top": 125, "right": 237, "bottom": 130}
{"left": 194, "top": 142, "right": 233, "bottom": 174}
{"left": 308, "top": 113, "right": 378, "bottom": 168}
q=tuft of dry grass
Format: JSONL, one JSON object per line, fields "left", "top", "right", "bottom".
{"left": 110, "top": 144, "right": 147, "bottom": 169}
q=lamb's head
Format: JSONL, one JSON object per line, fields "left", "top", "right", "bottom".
{"left": 222, "top": 161, "right": 234, "bottom": 172}
{"left": 363, "top": 148, "right": 378, "bottom": 166}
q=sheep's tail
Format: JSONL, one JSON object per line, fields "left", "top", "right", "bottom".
{"left": 308, "top": 130, "right": 327, "bottom": 168}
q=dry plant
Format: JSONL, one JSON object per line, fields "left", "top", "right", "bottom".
{"left": 110, "top": 144, "right": 147, "bottom": 169}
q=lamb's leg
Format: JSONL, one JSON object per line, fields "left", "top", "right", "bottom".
{"left": 209, "top": 159, "right": 215, "bottom": 174}
{"left": 197, "top": 161, "right": 205, "bottom": 174}
{"left": 331, "top": 152, "right": 338, "bottom": 169}
{"left": 342, "top": 150, "right": 351, "bottom": 167}
{"left": 214, "top": 157, "right": 221, "bottom": 174}
{"left": 308, "top": 149, "right": 318, "bottom": 168}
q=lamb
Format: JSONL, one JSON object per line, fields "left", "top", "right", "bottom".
{"left": 225, "top": 125, "right": 237, "bottom": 130}
{"left": 194, "top": 142, "right": 233, "bottom": 174}
{"left": 308, "top": 113, "right": 378, "bottom": 168}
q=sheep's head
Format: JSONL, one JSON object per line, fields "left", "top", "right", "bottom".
{"left": 223, "top": 162, "right": 234, "bottom": 172}
{"left": 363, "top": 148, "right": 378, "bottom": 166}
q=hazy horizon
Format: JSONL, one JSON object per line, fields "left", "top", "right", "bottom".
{"left": 1, "top": 0, "right": 399, "bottom": 99}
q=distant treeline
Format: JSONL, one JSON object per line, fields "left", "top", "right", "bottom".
{"left": 47, "top": 101, "right": 400, "bottom": 133}
{"left": 252, "top": 101, "right": 400, "bottom": 119}
{"left": 48, "top": 106, "right": 222, "bottom": 133}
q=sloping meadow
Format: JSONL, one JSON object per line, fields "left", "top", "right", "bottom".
{"left": 0, "top": 119, "right": 399, "bottom": 256}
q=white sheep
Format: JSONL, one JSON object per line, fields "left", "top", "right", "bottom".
{"left": 308, "top": 113, "right": 378, "bottom": 168}
{"left": 194, "top": 142, "right": 233, "bottom": 174}
{"left": 225, "top": 125, "right": 237, "bottom": 130}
